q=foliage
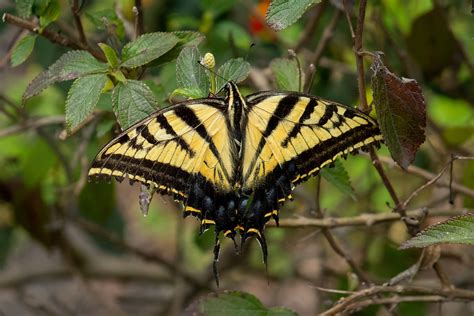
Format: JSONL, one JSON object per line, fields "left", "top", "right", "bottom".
{"left": 1, "top": 0, "right": 473, "bottom": 315}
{"left": 191, "top": 291, "right": 297, "bottom": 316}
{"left": 401, "top": 214, "right": 474, "bottom": 249}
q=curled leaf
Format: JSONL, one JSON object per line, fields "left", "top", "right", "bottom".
{"left": 371, "top": 55, "right": 426, "bottom": 169}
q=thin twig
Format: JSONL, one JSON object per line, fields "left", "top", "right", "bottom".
{"left": 354, "top": 0, "right": 369, "bottom": 113}
{"left": 313, "top": 178, "right": 371, "bottom": 285}
{"left": 402, "top": 159, "right": 454, "bottom": 209}
{"left": 0, "top": 28, "right": 26, "bottom": 70}
{"left": 270, "top": 207, "right": 465, "bottom": 228}
{"left": 375, "top": 155, "right": 474, "bottom": 199}
{"left": 294, "top": 0, "right": 328, "bottom": 52}
{"left": 70, "top": 214, "right": 211, "bottom": 291}
{"left": 0, "top": 116, "right": 65, "bottom": 138}
{"left": 369, "top": 147, "right": 403, "bottom": 215}
{"left": 321, "top": 284, "right": 474, "bottom": 315}
{"left": 342, "top": 0, "right": 355, "bottom": 39}
{"left": 133, "top": 0, "right": 144, "bottom": 38}
{"left": 2, "top": 13, "right": 105, "bottom": 61}
{"left": 71, "top": 0, "right": 88, "bottom": 47}
{"left": 304, "top": 8, "right": 342, "bottom": 91}
{"left": 345, "top": 295, "right": 451, "bottom": 312}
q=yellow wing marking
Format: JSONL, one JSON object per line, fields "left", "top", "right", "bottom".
{"left": 89, "top": 102, "right": 235, "bottom": 193}
{"left": 242, "top": 94, "right": 382, "bottom": 190}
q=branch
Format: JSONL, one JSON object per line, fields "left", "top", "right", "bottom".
{"left": 375, "top": 155, "right": 474, "bottom": 199}
{"left": 69, "top": 215, "right": 211, "bottom": 291}
{"left": 71, "top": 0, "right": 88, "bottom": 47}
{"left": 133, "top": 0, "right": 144, "bottom": 38}
{"left": 304, "top": 7, "right": 342, "bottom": 91}
{"left": 294, "top": 0, "right": 328, "bottom": 52}
{"left": 269, "top": 207, "right": 465, "bottom": 228}
{"left": 312, "top": 179, "right": 371, "bottom": 285}
{"left": 353, "top": 0, "right": 369, "bottom": 112}
{"left": 2, "top": 13, "right": 105, "bottom": 62}
{"left": 369, "top": 147, "right": 404, "bottom": 216}
{"left": 0, "top": 116, "right": 65, "bottom": 138}
{"left": 321, "top": 284, "right": 474, "bottom": 315}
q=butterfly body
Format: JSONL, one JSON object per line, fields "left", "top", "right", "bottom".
{"left": 89, "top": 82, "right": 383, "bottom": 278}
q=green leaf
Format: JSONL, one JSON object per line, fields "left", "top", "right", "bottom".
{"left": 321, "top": 160, "right": 355, "bottom": 200}
{"left": 400, "top": 214, "right": 474, "bottom": 249}
{"left": 39, "top": 0, "right": 60, "bottom": 28}
{"left": 170, "top": 87, "right": 205, "bottom": 100}
{"left": 266, "top": 0, "right": 320, "bottom": 31}
{"left": 11, "top": 34, "right": 37, "bottom": 67}
{"left": 98, "top": 43, "right": 120, "bottom": 68}
{"left": 198, "top": 291, "right": 297, "bottom": 316}
{"left": 121, "top": 32, "right": 179, "bottom": 69}
{"left": 270, "top": 57, "right": 303, "bottom": 92}
{"left": 176, "top": 46, "right": 209, "bottom": 97}
{"left": 15, "top": 0, "right": 34, "bottom": 18}
{"left": 147, "top": 31, "right": 205, "bottom": 67}
{"left": 406, "top": 7, "right": 457, "bottom": 78}
{"left": 24, "top": 51, "right": 108, "bottom": 101}
{"left": 86, "top": 9, "right": 125, "bottom": 39}
{"left": 371, "top": 55, "right": 426, "bottom": 169}
{"left": 200, "top": 0, "right": 236, "bottom": 16}
{"left": 33, "top": 0, "right": 50, "bottom": 15}
{"left": 112, "top": 80, "right": 158, "bottom": 129}
{"left": 65, "top": 74, "right": 108, "bottom": 131}
{"left": 213, "top": 21, "right": 252, "bottom": 51}
{"left": 216, "top": 58, "right": 251, "bottom": 91}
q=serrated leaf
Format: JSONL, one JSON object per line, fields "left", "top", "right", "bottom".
{"left": 320, "top": 159, "right": 355, "bottom": 200}
{"left": 197, "top": 291, "right": 297, "bottom": 316}
{"left": 23, "top": 51, "right": 108, "bottom": 101}
{"left": 400, "top": 214, "right": 474, "bottom": 249}
{"left": 112, "top": 80, "right": 158, "bottom": 129}
{"left": 371, "top": 56, "right": 426, "bottom": 169}
{"left": 65, "top": 74, "right": 108, "bottom": 131}
{"left": 98, "top": 43, "right": 120, "bottom": 68}
{"left": 15, "top": 0, "right": 34, "bottom": 18}
{"left": 11, "top": 34, "right": 37, "bottom": 67}
{"left": 176, "top": 46, "right": 209, "bottom": 97}
{"left": 270, "top": 57, "right": 303, "bottom": 91}
{"left": 216, "top": 58, "right": 251, "bottom": 91}
{"left": 86, "top": 9, "right": 125, "bottom": 39}
{"left": 39, "top": 0, "right": 60, "bottom": 28}
{"left": 121, "top": 32, "right": 179, "bottom": 68}
{"left": 266, "top": 0, "right": 321, "bottom": 31}
{"left": 147, "top": 31, "right": 205, "bottom": 67}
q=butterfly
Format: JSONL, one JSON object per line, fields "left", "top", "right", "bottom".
{"left": 88, "top": 81, "right": 382, "bottom": 285}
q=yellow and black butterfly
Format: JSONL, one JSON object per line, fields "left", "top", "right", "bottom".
{"left": 88, "top": 81, "right": 383, "bottom": 283}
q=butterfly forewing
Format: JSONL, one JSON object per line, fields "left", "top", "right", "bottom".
{"left": 242, "top": 92, "right": 383, "bottom": 199}
{"left": 89, "top": 100, "right": 235, "bottom": 199}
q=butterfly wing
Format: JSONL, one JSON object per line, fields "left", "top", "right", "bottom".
{"left": 240, "top": 92, "right": 383, "bottom": 230}
{"left": 88, "top": 99, "right": 237, "bottom": 224}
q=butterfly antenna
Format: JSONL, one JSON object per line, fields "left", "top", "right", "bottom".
{"left": 197, "top": 58, "right": 229, "bottom": 95}
{"left": 244, "top": 43, "right": 256, "bottom": 62}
